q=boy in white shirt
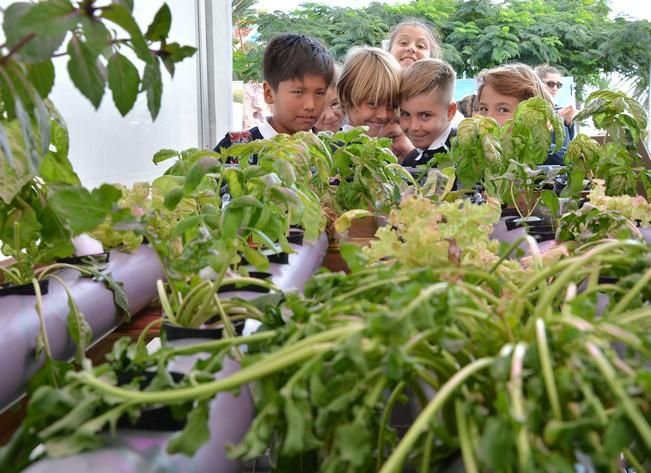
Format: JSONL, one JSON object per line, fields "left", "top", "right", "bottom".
{"left": 399, "top": 59, "right": 458, "bottom": 167}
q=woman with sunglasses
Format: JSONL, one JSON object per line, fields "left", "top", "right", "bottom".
{"left": 535, "top": 65, "right": 577, "bottom": 140}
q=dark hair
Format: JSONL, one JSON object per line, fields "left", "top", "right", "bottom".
{"left": 457, "top": 94, "right": 476, "bottom": 118}
{"left": 263, "top": 33, "right": 334, "bottom": 91}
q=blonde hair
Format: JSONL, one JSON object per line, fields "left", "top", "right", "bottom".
{"left": 388, "top": 20, "right": 441, "bottom": 59}
{"left": 476, "top": 63, "right": 553, "bottom": 106}
{"left": 337, "top": 47, "right": 401, "bottom": 111}
{"left": 400, "top": 59, "right": 456, "bottom": 104}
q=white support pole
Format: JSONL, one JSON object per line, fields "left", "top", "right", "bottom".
{"left": 196, "top": 0, "right": 233, "bottom": 149}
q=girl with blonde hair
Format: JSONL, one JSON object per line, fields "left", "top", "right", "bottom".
{"left": 387, "top": 20, "right": 441, "bottom": 69}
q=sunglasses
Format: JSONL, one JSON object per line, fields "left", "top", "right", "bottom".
{"left": 545, "top": 81, "right": 563, "bottom": 89}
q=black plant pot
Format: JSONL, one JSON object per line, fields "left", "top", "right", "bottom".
{"left": 504, "top": 216, "right": 550, "bottom": 232}
{"left": 56, "top": 251, "right": 111, "bottom": 266}
{"left": 218, "top": 271, "right": 272, "bottom": 294}
{"left": 0, "top": 279, "right": 49, "bottom": 297}
{"left": 287, "top": 228, "right": 305, "bottom": 246}
{"left": 116, "top": 370, "right": 187, "bottom": 431}
{"left": 526, "top": 225, "right": 555, "bottom": 242}
{"left": 162, "top": 319, "right": 247, "bottom": 342}
{"left": 240, "top": 251, "right": 289, "bottom": 266}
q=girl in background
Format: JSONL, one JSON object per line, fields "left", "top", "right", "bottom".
{"left": 475, "top": 63, "right": 568, "bottom": 165}
{"left": 387, "top": 20, "right": 441, "bottom": 69}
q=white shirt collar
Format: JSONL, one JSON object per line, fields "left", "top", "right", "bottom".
{"left": 258, "top": 117, "right": 278, "bottom": 139}
{"left": 413, "top": 124, "right": 453, "bottom": 163}
{"left": 426, "top": 123, "right": 453, "bottom": 151}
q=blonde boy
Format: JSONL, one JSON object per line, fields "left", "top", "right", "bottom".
{"left": 337, "top": 47, "right": 401, "bottom": 138}
{"left": 399, "top": 59, "right": 457, "bottom": 167}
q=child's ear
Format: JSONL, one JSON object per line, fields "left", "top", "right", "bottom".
{"left": 262, "top": 81, "right": 275, "bottom": 105}
{"left": 447, "top": 102, "right": 458, "bottom": 122}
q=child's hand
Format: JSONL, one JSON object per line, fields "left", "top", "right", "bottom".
{"left": 558, "top": 104, "right": 578, "bottom": 125}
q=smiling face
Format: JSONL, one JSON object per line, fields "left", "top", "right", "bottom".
{"left": 476, "top": 84, "right": 521, "bottom": 126}
{"left": 400, "top": 90, "right": 455, "bottom": 149}
{"left": 263, "top": 73, "right": 328, "bottom": 134}
{"left": 314, "top": 86, "right": 344, "bottom": 132}
{"left": 389, "top": 25, "right": 432, "bottom": 69}
{"left": 346, "top": 100, "right": 395, "bottom": 137}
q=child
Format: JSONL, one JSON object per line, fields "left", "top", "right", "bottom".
{"left": 214, "top": 33, "right": 334, "bottom": 152}
{"left": 314, "top": 65, "right": 344, "bottom": 133}
{"left": 399, "top": 59, "right": 458, "bottom": 167}
{"left": 387, "top": 20, "right": 441, "bottom": 69}
{"left": 337, "top": 47, "right": 401, "bottom": 139}
{"left": 475, "top": 63, "right": 567, "bottom": 165}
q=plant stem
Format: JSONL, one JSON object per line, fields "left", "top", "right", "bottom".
{"left": 376, "top": 381, "right": 406, "bottom": 471}
{"left": 609, "top": 267, "right": 651, "bottom": 317}
{"left": 157, "top": 280, "right": 176, "bottom": 323}
{"left": 379, "top": 357, "right": 493, "bottom": 473}
{"left": 169, "top": 331, "right": 276, "bottom": 356}
{"left": 586, "top": 341, "right": 651, "bottom": 450}
{"left": 75, "top": 342, "right": 334, "bottom": 404}
{"left": 535, "top": 319, "right": 562, "bottom": 420}
{"left": 509, "top": 342, "right": 531, "bottom": 470}
{"left": 32, "top": 279, "right": 53, "bottom": 360}
{"left": 455, "top": 399, "right": 479, "bottom": 473}
{"left": 533, "top": 240, "right": 644, "bottom": 321}
{"left": 419, "top": 430, "right": 435, "bottom": 473}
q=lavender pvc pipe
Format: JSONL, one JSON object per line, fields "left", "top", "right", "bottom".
{"left": 0, "top": 245, "right": 164, "bottom": 411}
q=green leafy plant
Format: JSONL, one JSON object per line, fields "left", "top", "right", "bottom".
{"left": 3, "top": 239, "right": 650, "bottom": 472}
{"left": 572, "top": 90, "right": 650, "bottom": 197}
{"left": 318, "top": 127, "right": 414, "bottom": 216}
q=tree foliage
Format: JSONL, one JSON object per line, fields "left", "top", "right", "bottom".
{"left": 238, "top": 0, "right": 650, "bottom": 102}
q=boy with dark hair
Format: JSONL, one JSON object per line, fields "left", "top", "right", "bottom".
{"left": 399, "top": 59, "right": 457, "bottom": 167}
{"left": 214, "top": 33, "right": 334, "bottom": 153}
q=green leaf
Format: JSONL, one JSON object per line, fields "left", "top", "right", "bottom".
{"left": 107, "top": 52, "right": 139, "bottom": 116}
{"left": 334, "top": 209, "right": 372, "bottom": 234}
{"left": 145, "top": 4, "right": 172, "bottom": 41}
{"left": 66, "top": 36, "right": 105, "bottom": 108}
{"left": 478, "top": 417, "right": 515, "bottom": 470}
{"left": 153, "top": 148, "right": 179, "bottom": 164}
{"left": 183, "top": 161, "right": 209, "bottom": 195}
{"left": 64, "top": 285, "right": 92, "bottom": 363}
{"left": 221, "top": 207, "right": 244, "bottom": 239}
{"left": 80, "top": 17, "right": 112, "bottom": 56}
{"left": 3, "top": 3, "right": 70, "bottom": 62}
{"left": 15, "top": 0, "right": 76, "bottom": 37}
{"left": 167, "top": 400, "right": 210, "bottom": 456}
{"left": 39, "top": 118, "right": 79, "bottom": 185}
{"left": 164, "top": 187, "right": 184, "bottom": 210}
{"left": 227, "top": 195, "right": 263, "bottom": 210}
{"left": 26, "top": 60, "right": 55, "bottom": 98}
{"left": 241, "top": 244, "right": 269, "bottom": 271}
{"left": 101, "top": 4, "right": 153, "bottom": 63}
{"left": 163, "top": 42, "right": 197, "bottom": 61}
{"left": 541, "top": 189, "right": 560, "bottom": 221}
{"left": 143, "top": 58, "right": 163, "bottom": 120}
{"left": 0, "top": 120, "right": 34, "bottom": 204}
{"left": 49, "top": 184, "right": 121, "bottom": 234}
{"left": 89, "top": 269, "right": 131, "bottom": 319}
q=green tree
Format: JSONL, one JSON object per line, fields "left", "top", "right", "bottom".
{"left": 243, "top": 0, "right": 651, "bottom": 104}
